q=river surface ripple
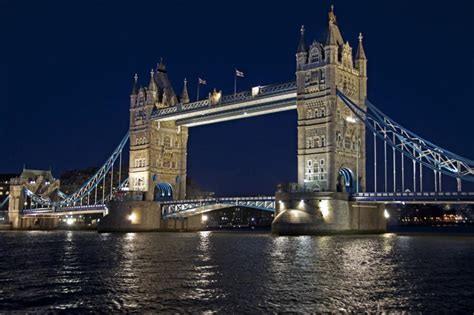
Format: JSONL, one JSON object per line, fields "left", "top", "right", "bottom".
{"left": 0, "top": 231, "right": 473, "bottom": 313}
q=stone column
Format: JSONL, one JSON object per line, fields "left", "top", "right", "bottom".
{"left": 8, "top": 182, "right": 23, "bottom": 229}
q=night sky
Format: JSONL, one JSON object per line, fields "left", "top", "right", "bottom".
{"left": 1, "top": 1, "right": 473, "bottom": 196}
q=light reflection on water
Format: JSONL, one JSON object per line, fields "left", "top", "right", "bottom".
{"left": 0, "top": 231, "right": 473, "bottom": 313}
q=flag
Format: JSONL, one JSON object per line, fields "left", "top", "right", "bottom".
{"left": 198, "top": 78, "right": 207, "bottom": 85}
{"left": 235, "top": 69, "right": 244, "bottom": 77}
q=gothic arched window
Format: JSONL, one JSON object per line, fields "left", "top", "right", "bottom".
{"left": 163, "top": 136, "right": 171, "bottom": 147}
{"left": 309, "top": 42, "right": 324, "bottom": 64}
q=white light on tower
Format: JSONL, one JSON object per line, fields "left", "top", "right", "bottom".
{"left": 384, "top": 209, "right": 390, "bottom": 219}
{"left": 128, "top": 213, "right": 137, "bottom": 222}
{"left": 202, "top": 214, "right": 208, "bottom": 223}
{"left": 66, "top": 218, "right": 74, "bottom": 225}
{"left": 346, "top": 116, "right": 357, "bottom": 124}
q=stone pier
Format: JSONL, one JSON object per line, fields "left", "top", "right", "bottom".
{"left": 97, "top": 200, "right": 206, "bottom": 232}
{"left": 272, "top": 192, "right": 386, "bottom": 235}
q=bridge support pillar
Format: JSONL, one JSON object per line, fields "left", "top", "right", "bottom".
{"left": 8, "top": 183, "right": 24, "bottom": 229}
{"left": 272, "top": 192, "right": 386, "bottom": 235}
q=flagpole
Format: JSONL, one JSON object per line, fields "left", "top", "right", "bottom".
{"left": 197, "top": 78, "right": 200, "bottom": 101}
{"left": 234, "top": 72, "right": 237, "bottom": 95}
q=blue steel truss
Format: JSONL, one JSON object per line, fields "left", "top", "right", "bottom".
{"left": 0, "top": 195, "right": 9, "bottom": 209}
{"left": 161, "top": 196, "right": 276, "bottom": 218}
{"left": 57, "top": 132, "right": 129, "bottom": 206}
{"left": 337, "top": 90, "right": 474, "bottom": 183}
{"left": 22, "top": 132, "right": 129, "bottom": 209}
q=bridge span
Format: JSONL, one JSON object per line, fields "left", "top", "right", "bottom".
{"left": 4, "top": 7, "right": 474, "bottom": 234}
{"left": 152, "top": 82, "right": 296, "bottom": 127}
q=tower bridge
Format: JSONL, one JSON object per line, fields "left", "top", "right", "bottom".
{"left": 4, "top": 7, "right": 474, "bottom": 234}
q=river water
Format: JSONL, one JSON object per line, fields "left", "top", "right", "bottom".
{"left": 0, "top": 231, "right": 473, "bottom": 313}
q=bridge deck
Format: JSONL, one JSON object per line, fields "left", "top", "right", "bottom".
{"left": 151, "top": 82, "right": 297, "bottom": 127}
{"left": 352, "top": 191, "right": 474, "bottom": 204}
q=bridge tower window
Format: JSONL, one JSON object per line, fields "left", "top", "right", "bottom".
{"left": 134, "top": 158, "right": 146, "bottom": 168}
{"left": 321, "top": 107, "right": 326, "bottom": 117}
{"left": 163, "top": 136, "right": 171, "bottom": 147}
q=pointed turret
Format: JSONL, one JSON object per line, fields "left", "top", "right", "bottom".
{"left": 148, "top": 69, "right": 157, "bottom": 91}
{"left": 146, "top": 69, "right": 158, "bottom": 105}
{"left": 325, "top": 5, "right": 343, "bottom": 64}
{"left": 355, "top": 32, "right": 367, "bottom": 60}
{"left": 325, "top": 5, "right": 344, "bottom": 47}
{"left": 154, "top": 58, "right": 178, "bottom": 106}
{"left": 130, "top": 73, "right": 139, "bottom": 108}
{"left": 296, "top": 25, "right": 308, "bottom": 71}
{"left": 180, "top": 78, "right": 190, "bottom": 104}
{"left": 296, "top": 25, "right": 307, "bottom": 53}
{"left": 157, "top": 57, "right": 166, "bottom": 72}
{"left": 355, "top": 33, "right": 367, "bottom": 78}
{"left": 131, "top": 73, "right": 138, "bottom": 95}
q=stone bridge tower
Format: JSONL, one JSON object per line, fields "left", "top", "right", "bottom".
{"left": 296, "top": 6, "right": 367, "bottom": 194}
{"left": 128, "top": 61, "right": 189, "bottom": 201}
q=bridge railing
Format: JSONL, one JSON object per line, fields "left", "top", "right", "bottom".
{"left": 160, "top": 196, "right": 275, "bottom": 205}
{"left": 153, "top": 81, "right": 296, "bottom": 118}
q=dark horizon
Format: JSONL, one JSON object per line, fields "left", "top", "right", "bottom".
{"left": 1, "top": 0, "right": 473, "bottom": 195}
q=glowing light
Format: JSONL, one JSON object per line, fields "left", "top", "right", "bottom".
{"left": 128, "top": 213, "right": 137, "bottom": 222}
{"left": 298, "top": 199, "right": 305, "bottom": 207}
{"left": 384, "top": 209, "right": 390, "bottom": 219}
{"left": 251, "top": 86, "right": 260, "bottom": 96}
{"left": 202, "top": 214, "right": 208, "bottom": 222}
{"left": 346, "top": 116, "right": 356, "bottom": 124}
{"left": 66, "top": 218, "right": 74, "bottom": 225}
{"left": 320, "top": 200, "right": 330, "bottom": 218}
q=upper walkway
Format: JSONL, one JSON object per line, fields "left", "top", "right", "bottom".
{"left": 151, "top": 82, "right": 297, "bottom": 127}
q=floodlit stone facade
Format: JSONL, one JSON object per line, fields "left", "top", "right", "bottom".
{"left": 129, "top": 63, "right": 189, "bottom": 201}
{"left": 296, "top": 7, "right": 367, "bottom": 194}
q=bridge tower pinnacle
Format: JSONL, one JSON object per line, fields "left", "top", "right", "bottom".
{"left": 128, "top": 64, "right": 188, "bottom": 201}
{"left": 296, "top": 6, "right": 367, "bottom": 193}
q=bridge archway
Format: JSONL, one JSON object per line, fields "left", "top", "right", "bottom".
{"left": 337, "top": 167, "right": 356, "bottom": 193}
{"left": 154, "top": 182, "right": 174, "bottom": 201}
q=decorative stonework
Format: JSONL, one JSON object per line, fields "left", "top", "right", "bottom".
{"left": 296, "top": 7, "right": 367, "bottom": 192}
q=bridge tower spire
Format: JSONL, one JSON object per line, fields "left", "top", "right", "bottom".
{"left": 128, "top": 63, "right": 188, "bottom": 202}
{"left": 180, "top": 78, "right": 190, "bottom": 104}
{"left": 295, "top": 5, "right": 367, "bottom": 193}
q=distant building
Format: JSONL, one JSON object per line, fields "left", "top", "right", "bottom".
{"left": 386, "top": 203, "right": 473, "bottom": 225}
